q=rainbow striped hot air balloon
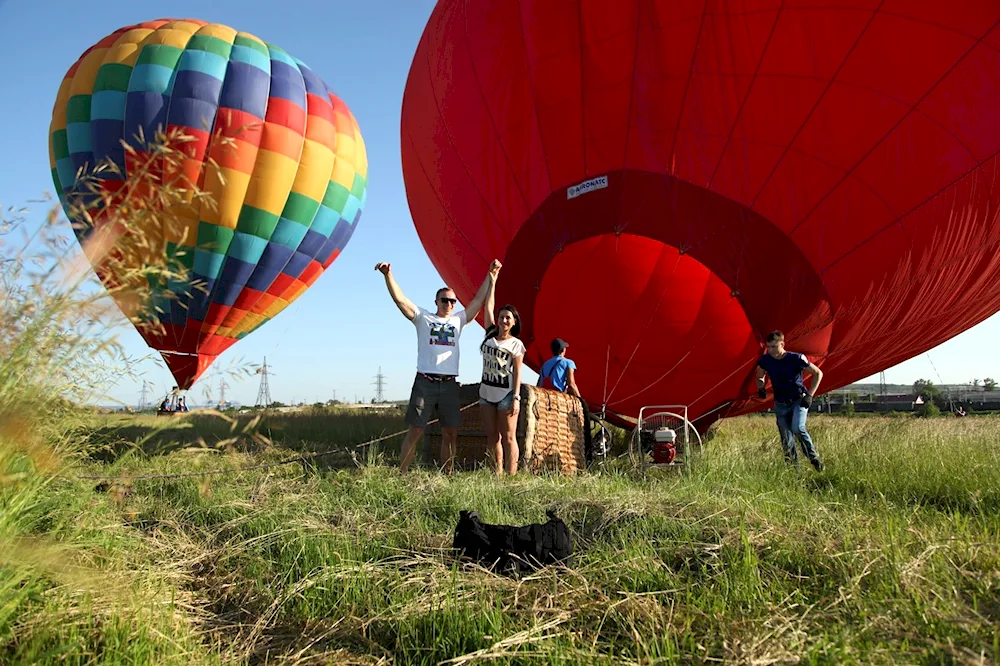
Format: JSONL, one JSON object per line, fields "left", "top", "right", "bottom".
{"left": 48, "top": 18, "right": 367, "bottom": 388}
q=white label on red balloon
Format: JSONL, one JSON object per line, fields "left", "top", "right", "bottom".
{"left": 567, "top": 175, "right": 608, "bottom": 199}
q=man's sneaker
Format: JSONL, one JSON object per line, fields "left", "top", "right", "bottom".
{"left": 812, "top": 459, "right": 825, "bottom": 472}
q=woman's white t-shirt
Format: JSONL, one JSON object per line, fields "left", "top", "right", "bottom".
{"left": 479, "top": 336, "right": 526, "bottom": 403}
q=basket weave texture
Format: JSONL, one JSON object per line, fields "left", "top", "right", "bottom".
{"left": 425, "top": 383, "right": 587, "bottom": 474}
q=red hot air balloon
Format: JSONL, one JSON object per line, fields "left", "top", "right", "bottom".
{"left": 401, "top": 0, "right": 1000, "bottom": 427}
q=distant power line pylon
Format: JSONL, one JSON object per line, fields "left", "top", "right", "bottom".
{"left": 373, "top": 367, "right": 387, "bottom": 403}
{"left": 256, "top": 357, "right": 273, "bottom": 409}
{"left": 878, "top": 371, "right": 887, "bottom": 413}
{"left": 137, "top": 381, "right": 152, "bottom": 411}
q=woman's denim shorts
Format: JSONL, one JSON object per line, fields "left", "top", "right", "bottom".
{"left": 479, "top": 391, "right": 515, "bottom": 411}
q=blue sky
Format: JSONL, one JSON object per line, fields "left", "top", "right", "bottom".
{"left": 0, "top": 0, "right": 997, "bottom": 407}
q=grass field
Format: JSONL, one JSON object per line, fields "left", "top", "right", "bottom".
{"left": 4, "top": 129, "right": 997, "bottom": 664}
{"left": 3, "top": 408, "right": 999, "bottom": 666}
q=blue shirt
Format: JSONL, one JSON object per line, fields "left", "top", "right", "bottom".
{"left": 538, "top": 356, "right": 576, "bottom": 392}
{"left": 758, "top": 352, "right": 809, "bottom": 403}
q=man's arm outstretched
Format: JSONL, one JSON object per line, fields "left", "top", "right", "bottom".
{"left": 375, "top": 262, "right": 417, "bottom": 321}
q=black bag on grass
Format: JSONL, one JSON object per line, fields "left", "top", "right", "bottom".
{"left": 452, "top": 508, "right": 573, "bottom": 574}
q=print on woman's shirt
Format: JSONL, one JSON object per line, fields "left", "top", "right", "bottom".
{"left": 430, "top": 322, "right": 457, "bottom": 346}
{"left": 481, "top": 341, "right": 513, "bottom": 388}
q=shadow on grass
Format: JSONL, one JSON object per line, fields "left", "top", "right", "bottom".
{"left": 803, "top": 471, "right": 1000, "bottom": 515}
{"left": 77, "top": 414, "right": 256, "bottom": 462}
{"left": 76, "top": 410, "right": 416, "bottom": 472}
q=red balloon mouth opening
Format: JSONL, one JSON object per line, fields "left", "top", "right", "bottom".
{"left": 494, "top": 169, "right": 836, "bottom": 422}
{"left": 531, "top": 233, "right": 759, "bottom": 417}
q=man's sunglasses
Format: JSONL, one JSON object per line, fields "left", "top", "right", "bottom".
{"left": 439, "top": 297, "right": 457, "bottom": 305}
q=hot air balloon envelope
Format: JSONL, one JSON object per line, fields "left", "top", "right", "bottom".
{"left": 401, "top": 0, "right": 1000, "bottom": 426}
{"left": 50, "top": 18, "right": 368, "bottom": 388}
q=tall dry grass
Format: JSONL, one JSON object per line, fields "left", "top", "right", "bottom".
{"left": 0, "top": 129, "right": 243, "bottom": 664}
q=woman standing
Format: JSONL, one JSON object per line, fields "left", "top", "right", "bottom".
{"left": 479, "top": 299, "right": 526, "bottom": 476}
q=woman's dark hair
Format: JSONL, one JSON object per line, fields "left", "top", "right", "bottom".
{"left": 484, "top": 304, "right": 522, "bottom": 340}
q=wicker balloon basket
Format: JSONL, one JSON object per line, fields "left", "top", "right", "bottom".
{"left": 425, "top": 383, "right": 590, "bottom": 474}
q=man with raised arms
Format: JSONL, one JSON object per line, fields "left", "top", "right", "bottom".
{"left": 376, "top": 259, "right": 503, "bottom": 473}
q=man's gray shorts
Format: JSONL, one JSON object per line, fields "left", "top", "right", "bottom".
{"left": 405, "top": 373, "right": 461, "bottom": 428}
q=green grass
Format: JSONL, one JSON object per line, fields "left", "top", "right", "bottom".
{"left": 3, "top": 410, "right": 999, "bottom": 665}
{"left": 6, "top": 136, "right": 997, "bottom": 665}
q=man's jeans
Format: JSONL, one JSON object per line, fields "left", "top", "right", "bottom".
{"left": 774, "top": 399, "right": 821, "bottom": 465}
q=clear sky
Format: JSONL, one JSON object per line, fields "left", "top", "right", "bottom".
{"left": 0, "top": 0, "right": 997, "bottom": 408}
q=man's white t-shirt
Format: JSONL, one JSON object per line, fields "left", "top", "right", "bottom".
{"left": 479, "top": 336, "right": 527, "bottom": 403}
{"left": 413, "top": 307, "right": 467, "bottom": 376}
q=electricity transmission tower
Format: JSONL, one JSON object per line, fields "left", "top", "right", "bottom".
{"left": 878, "top": 371, "right": 887, "bottom": 412}
{"left": 218, "top": 377, "right": 229, "bottom": 408}
{"left": 372, "top": 367, "right": 387, "bottom": 403}
{"left": 137, "top": 381, "right": 151, "bottom": 411}
{"left": 255, "top": 357, "right": 273, "bottom": 408}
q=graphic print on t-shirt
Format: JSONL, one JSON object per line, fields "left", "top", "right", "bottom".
{"left": 481, "top": 341, "right": 513, "bottom": 389}
{"left": 429, "top": 322, "right": 457, "bottom": 346}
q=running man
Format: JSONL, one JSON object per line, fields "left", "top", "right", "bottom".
{"left": 376, "top": 259, "right": 502, "bottom": 473}
{"left": 755, "top": 330, "right": 825, "bottom": 471}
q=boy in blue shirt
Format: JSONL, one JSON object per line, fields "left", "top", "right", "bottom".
{"left": 756, "top": 330, "right": 825, "bottom": 471}
{"left": 538, "top": 338, "right": 580, "bottom": 396}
